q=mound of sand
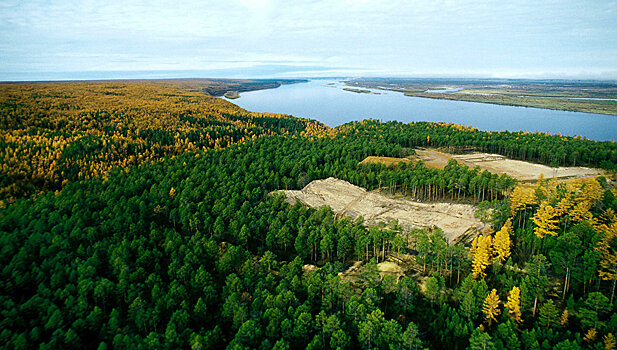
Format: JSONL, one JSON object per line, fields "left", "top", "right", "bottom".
{"left": 277, "top": 177, "right": 487, "bottom": 243}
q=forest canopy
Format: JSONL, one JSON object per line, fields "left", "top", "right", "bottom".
{"left": 0, "top": 81, "right": 326, "bottom": 205}
{"left": 1, "top": 81, "right": 617, "bottom": 349}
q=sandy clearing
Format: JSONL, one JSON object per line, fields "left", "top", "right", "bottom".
{"left": 277, "top": 177, "right": 487, "bottom": 243}
{"left": 414, "top": 148, "right": 453, "bottom": 169}
{"left": 337, "top": 257, "right": 415, "bottom": 283}
{"left": 415, "top": 148, "right": 601, "bottom": 181}
{"left": 359, "top": 156, "right": 412, "bottom": 167}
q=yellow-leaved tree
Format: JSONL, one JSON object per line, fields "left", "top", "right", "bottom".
{"left": 605, "top": 333, "right": 616, "bottom": 350}
{"left": 570, "top": 178, "right": 603, "bottom": 225}
{"left": 482, "top": 289, "right": 501, "bottom": 326}
{"left": 505, "top": 286, "right": 522, "bottom": 324}
{"left": 493, "top": 219, "right": 512, "bottom": 263}
{"left": 585, "top": 328, "right": 597, "bottom": 343}
{"left": 532, "top": 202, "right": 560, "bottom": 238}
{"left": 472, "top": 233, "right": 493, "bottom": 279}
{"left": 509, "top": 186, "right": 537, "bottom": 228}
{"left": 597, "top": 222, "right": 617, "bottom": 304}
{"left": 560, "top": 309, "right": 569, "bottom": 327}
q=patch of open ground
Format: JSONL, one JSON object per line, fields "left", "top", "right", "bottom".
{"left": 277, "top": 177, "right": 487, "bottom": 243}
{"left": 414, "top": 148, "right": 601, "bottom": 181}
{"left": 359, "top": 156, "right": 411, "bottom": 167}
{"left": 413, "top": 148, "right": 452, "bottom": 169}
{"left": 337, "top": 255, "right": 418, "bottom": 283}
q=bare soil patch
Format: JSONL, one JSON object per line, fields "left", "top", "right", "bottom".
{"left": 413, "top": 148, "right": 453, "bottom": 169}
{"left": 337, "top": 255, "right": 416, "bottom": 284}
{"left": 277, "top": 177, "right": 487, "bottom": 243}
{"left": 359, "top": 156, "right": 411, "bottom": 167}
{"left": 415, "top": 148, "right": 601, "bottom": 181}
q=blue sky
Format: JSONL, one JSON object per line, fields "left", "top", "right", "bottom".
{"left": 1, "top": 0, "right": 616, "bottom": 80}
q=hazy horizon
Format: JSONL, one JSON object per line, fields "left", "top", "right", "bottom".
{"left": 4, "top": 71, "right": 617, "bottom": 83}
{"left": 2, "top": 0, "right": 616, "bottom": 81}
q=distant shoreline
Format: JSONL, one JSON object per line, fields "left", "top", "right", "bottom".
{"left": 346, "top": 78, "right": 617, "bottom": 116}
{"left": 402, "top": 92, "right": 617, "bottom": 116}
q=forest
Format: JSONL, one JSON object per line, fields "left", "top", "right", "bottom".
{"left": 0, "top": 81, "right": 325, "bottom": 205}
{"left": 2, "top": 81, "right": 617, "bottom": 349}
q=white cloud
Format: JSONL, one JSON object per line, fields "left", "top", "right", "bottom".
{"left": 0, "top": 0, "right": 616, "bottom": 79}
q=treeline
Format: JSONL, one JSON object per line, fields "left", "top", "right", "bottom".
{"left": 335, "top": 120, "right": 617, "bottom": 169}
{"left": 358, "top": 159, "right": 515, "bottom": 202}
{"left": 0, "top": 82, "right": 327, "bottom": 204}
{"left": 151, "top": 78, "right": 306, "bottom": 96}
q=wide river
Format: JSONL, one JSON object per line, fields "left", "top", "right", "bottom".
{"left": 230, "top": 79, "right": 616, "bottom": 142}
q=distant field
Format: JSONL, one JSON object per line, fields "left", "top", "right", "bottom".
{"left": 348, "top": 78, "right": 617, "bottom": 115}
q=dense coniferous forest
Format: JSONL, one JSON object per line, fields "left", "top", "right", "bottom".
{"left": 2, "top": 82, "right": 617, "bottom": 349}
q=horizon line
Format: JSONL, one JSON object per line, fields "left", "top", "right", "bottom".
{"left": 3, "top": 74, "right": 617, "bottom": 84}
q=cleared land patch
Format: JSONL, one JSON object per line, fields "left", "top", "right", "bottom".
{"left": 277, "top": 177, "right": 487, "bottom": 243}
{"left": 414, "top": 148, "right": 601, "bottom": 181}
{"left": 359, "top": 156, "right": 411, "bottom": 167}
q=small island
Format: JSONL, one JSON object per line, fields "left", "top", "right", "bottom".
{"left": 342, "top": 87, "right": 381, "bottom": 95}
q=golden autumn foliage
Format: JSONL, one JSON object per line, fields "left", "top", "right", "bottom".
{"left": 532, "top": 202, "right": 560, "bottom": 238}
{"left": 597, "top": 222, "right": 617, "bottom": 303}
{"left": 493, "top": 219, "right": 512, "bottom": 263}
{"left": 509, "top": 185, "right": 537, "bottom": 215}
{"left": 0, "top": 81, "right": 328, "bottom": 203}
{"left": 482, "top": 289, "right": 501, "bottom": 327}
{"left": 472, "top": 232, "right": 493, "bottom": 279}
{"left": 560, "top": 308, "right": 569, "bottom": 327}
{"left": 520, "top": 177, "right": 606, "bottom": 239}
{"left": 605, "top": 333, "right": 616, "bottom": 350}
{"left": 585, "top": 328, "right": 598, "bottom": 343}
{"left": 505, "top": 286, "right": 522, "bottom": 324}
{"left": 567, "top": 178, "right": 604, "bottom": 228}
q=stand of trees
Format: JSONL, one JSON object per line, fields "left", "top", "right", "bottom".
{"left": 2, "top": 91, "right": 617, "bottom": 348}
{"left": 336, "top": 120, "right": 617, "bottom": 169}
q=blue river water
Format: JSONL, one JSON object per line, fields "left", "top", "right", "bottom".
{"left": 229, "top": 79, "right": 616, "bottom": 142}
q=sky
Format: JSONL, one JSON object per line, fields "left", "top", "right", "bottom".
{"left": 1, "top": 0, "right": 616, "bottom": 80}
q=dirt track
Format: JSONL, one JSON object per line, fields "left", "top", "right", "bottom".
{"left": 414, "top": 149, "right": 601, "bottom": 181}
{"left": 277, "top": 177, "right": 487, "bottom": 243}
